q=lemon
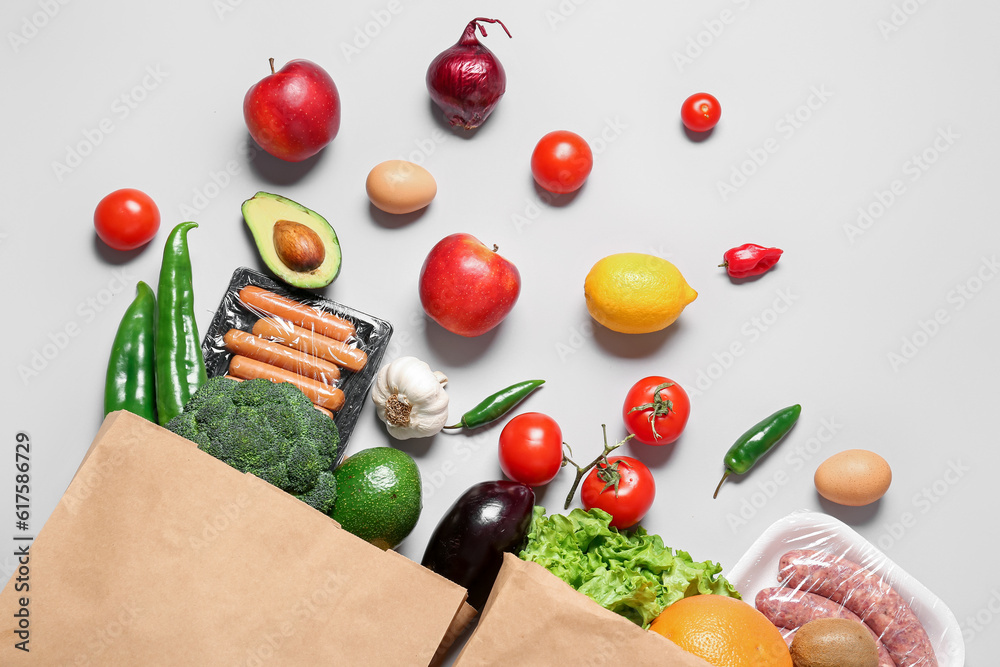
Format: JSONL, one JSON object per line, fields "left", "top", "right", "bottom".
{"left": 584, "top": 253, "right": 697, "bottom": 334}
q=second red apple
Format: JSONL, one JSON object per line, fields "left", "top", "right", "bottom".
{"left": 419, "top": 233, "right": 521, "bottom": 337}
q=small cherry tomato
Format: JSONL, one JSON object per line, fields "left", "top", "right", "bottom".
{"left": 580, "top": 456, "right": 655, "bottom": 529}
{"left": 498, "top": 412, "right": 563, "bottom": 487}
{"left": 622, "top": 377, "right": 691, "bottom": 446}
{"left": 680, "top": 93, "right": 721, "bottom": 132}
{"left": 94, "top": 188, "right": 160, "bottom": 251}
{"left": 530, "top": 130, "right": 593, "bottom": 194}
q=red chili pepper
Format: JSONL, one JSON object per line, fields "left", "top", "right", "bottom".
{"left": 720, "top": 243, "right": 783, "bottom": 278}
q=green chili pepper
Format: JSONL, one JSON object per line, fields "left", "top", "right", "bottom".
{"left": 154, "top": 222, "right": 207, "bottom": 425}
{"left": 104, "top": 281, "right": 157, "bottom": 422}
{"left": 443, "top": 379, "right": 545, "bottom": 430}
{"left": 713, "top": 403, "right": 801, "bottom": 499}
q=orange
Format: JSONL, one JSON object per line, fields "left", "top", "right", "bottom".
{"left": 649, "top": 594, "right": 792, "bottom": 667}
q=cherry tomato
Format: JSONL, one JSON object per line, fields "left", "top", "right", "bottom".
{"left": 94, "top": 188, "right": 160, "bottom": 251}
{"left": 680, "top": 93, "right": 721, "bottom": 132}
{"left": 622, "top": 376, "right": 690, "bottom": 446}
{"left": 530, "top": 130, "right": 593, "bottom": 194}
{"left": 498, "top": 412, "right": 563, "bottom": 487}
{"left": 580, "top": 456, "right": 655, "bottom": 529}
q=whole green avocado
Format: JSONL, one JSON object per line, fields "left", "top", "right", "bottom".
{"left": 332, "top": 447, "right": 421, "bottom": 550}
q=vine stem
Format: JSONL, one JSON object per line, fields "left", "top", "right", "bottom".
{"left": 562, "top": 425, "right": 634, "bottom": 510}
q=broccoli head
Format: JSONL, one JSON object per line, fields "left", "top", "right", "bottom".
{"left": 294, "top": 471, "right": 337, "bottom": 515}
{"left": 165, "top": 377, "right": 341, "bottom": 513}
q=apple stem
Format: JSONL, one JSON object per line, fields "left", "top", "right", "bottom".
{"left": 268, "top": 57, "right": 275, "bottom": 75}
{"left": 492, "top": 244, "right": 499, "bottom": 252}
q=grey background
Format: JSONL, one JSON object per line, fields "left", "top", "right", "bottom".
{"left": 1, "top": 0, "right": 997, "bottom": 663}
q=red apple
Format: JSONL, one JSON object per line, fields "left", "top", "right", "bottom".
{"left": 419, "top": 233, "right": 521, "bottom": 337}
{"left": 243, "top": 58, "right": 341, "bottom": 162}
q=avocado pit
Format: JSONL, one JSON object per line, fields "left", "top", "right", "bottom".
{"left": 273, "top": 219, "right": 326, "bottom": 272}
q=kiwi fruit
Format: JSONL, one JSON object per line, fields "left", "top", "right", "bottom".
{"left": 790, "top": 618, "right": 879, "bottom": 667}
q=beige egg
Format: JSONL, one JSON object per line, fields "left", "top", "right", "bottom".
{"left": 814, "top": 449, "right": 892, "bottom": 506}
{"left": 366, "top": 160, "right": 437, "bottom": 214}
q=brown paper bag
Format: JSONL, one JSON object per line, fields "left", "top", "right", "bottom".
{"left": 0, "top": 411, "right": 470, "bottom": 665}
{"left": 454, "top": 553, "right": 713, "bottom": 667}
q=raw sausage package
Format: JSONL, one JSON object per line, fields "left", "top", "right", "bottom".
{"left": 453, "top": 553, "right": 713, "bottom": 667}
{"left": 201, "top": 266, "right": 392, "bottom": 466}
{"left": 726, "top": 510, "right": 964, "bottom": 667}
{"left": 0, "top": 411, "right": 471, "bottom": 665}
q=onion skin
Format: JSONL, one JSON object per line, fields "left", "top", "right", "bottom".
{"left": 426, "top": 18, "right": 511, "bottom": 130}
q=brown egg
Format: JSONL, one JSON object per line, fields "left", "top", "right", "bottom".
{"left": 366, "top": 160, "right": 437, "bottom": 214}
{"left": 814, "top": 449, "right": 892, "bottom": 506}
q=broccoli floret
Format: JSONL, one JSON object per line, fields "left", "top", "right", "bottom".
{"left": 165, "top": 376, "right": 341, "bottom": 513}
{"left": 182, "top": 375, "right": 238, "bottom": 412}
{"left": 294, "top": 471, "right": 337, "bottom": 514}
{"left": 302, "top": 409, "right": 341, "bottom": 460}
{"left": 214, "top": 409, "right": 291, "bottom": 483}
{"left": 260, "top": 397, "right": 310, "bottom": 442}
{"left": 284, "top": 441, "right": 328, "bottom": 493}
{"left": 165, "top": 411, "right": 210, "bottom": 449}
{"left": 232, "top": 377, "right": 292, "bottom": 408}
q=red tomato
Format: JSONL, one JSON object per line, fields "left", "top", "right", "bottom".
{"left": 680, "top": 93, "right": 722, "bottom": 132}
{"left": 94, "top": 188, "right": 160, "bottom": 251}
{"left": 498, "top": 412, "right": 563, "bottom": 487}
{"left": 622, "top": 377, "right": 690, "bottom": 446}
{"left": 580, "top": 456, "right": 655, "bottom": 529}
{"left": 530, "top": 130, "right": 593, "bottom": 194}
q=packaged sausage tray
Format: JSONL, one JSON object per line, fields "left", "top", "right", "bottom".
{"left": 201, "top": 266, "right": 393, "bottom": 467}
{"left": 726, "top": 510, "right": 964, "bottom": 667}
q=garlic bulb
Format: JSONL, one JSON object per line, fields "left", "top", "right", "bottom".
{"left": 371, "top": 356, "right": 449, "bottom": 439}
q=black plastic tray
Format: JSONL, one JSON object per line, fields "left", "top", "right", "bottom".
{"left": 200, "top": 267, "right": 393, "bottom": 467}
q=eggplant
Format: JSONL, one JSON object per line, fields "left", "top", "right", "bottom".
{"left": 421, "top": 480, "right": 535, "bottom": 611}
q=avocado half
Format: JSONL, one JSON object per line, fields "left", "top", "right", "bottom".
{"left": 241, "top": 191, "right": 342, "bottom": 289}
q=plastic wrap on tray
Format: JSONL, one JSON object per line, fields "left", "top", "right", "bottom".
{"left": 201, "top": 267, "right": 392, "bottom": 466}
{"left": 726, "top": 511, "right": 964, "bottom": 667}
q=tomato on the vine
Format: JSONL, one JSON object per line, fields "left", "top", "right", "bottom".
{"left": 580, "top": 456, "right": 655, "bottom": 529}
{"left": 498, "top": 412, "right": 563, "bottom": 487}
{"left": 680, "top": 92, "right": 721, "bottom": 133}
{"left": 94, "top": 188, "right": 161, "bottom": 251}
{"left": 622, "top": 376, "right": 690, "bottom": 446}
{"left": 530, "top": 130, "right": 593, "bottom": 194}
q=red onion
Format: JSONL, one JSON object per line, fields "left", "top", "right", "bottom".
{"left": 426, "top": 18, "right": 511, "bottom": 130}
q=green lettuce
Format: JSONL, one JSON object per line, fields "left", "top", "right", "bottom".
{"left": 518, "top": 506, "right": 741, "bottom": 627}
